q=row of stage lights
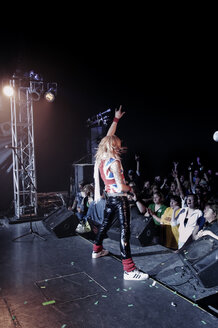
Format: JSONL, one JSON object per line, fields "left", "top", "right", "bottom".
{"left": 3, "top": 85, "right": 56, "bottom": 102}
{"left": 2, "top": 70, "right": 57, "bottom": 102}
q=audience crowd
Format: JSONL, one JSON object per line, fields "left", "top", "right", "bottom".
{"left": 68, "top": 155, "right": 218, "bottom": 251}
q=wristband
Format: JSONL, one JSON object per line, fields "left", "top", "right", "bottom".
{"left": 113, "top": 117, "right": 119, "bottom": 123}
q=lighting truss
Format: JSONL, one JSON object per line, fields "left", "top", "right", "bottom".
{"left": 2, "top": 71, "right": 57, "bottom": 218}
{"left": 9, "top": 78, "right": 41, "bottom": 218}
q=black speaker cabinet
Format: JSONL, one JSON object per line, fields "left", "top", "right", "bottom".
{"left": 107, "top": 207, "right": 157, "bottom": 246}
{"left": 130, "top": 216, "right": 156, "bottom": 246}
{"left": 43, "top": 206, "right": 79, "bottom": 238}
{"left": 180, "top": 236, "right": 218, "bottom": 288}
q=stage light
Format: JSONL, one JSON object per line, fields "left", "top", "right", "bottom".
{"left": 3, "top": 85, "right": 14, "bottom": 97}
{"left": 44, "top": 83, "right": 57, "bottom": 102}
{"left": 44, "top": 89, "right": 55, "bottom": 102}
{"left": 213, "top": 131, "right": 218, "bottom": 142}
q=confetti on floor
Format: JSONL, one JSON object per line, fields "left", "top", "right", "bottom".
{"left": 42, "top": 300, "right": 56, "bottom": 306}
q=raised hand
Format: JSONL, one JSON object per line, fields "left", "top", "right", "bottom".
{"left": 171, "top": 169, "right": 178, "bottom": 179}
{"left": 107, "top": 105, "right": 126, "bottom": 136}
{"left": 115, "top": 105, "right": 125, "bottom": 119}
{"left": 197, "top": 156, "right": 201, "bottom": 165}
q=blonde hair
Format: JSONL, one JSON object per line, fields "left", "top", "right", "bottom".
{"left": 94, "top": 135, "right": 125, "bottom": 202}
{"left": 95, "top": 135, "right": 123, "bottom": 165}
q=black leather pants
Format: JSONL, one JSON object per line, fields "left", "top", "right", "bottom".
{"left": 94, "top": 196, "right": 131, "bottom": 259}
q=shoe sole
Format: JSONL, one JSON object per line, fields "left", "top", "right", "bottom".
{"left": 92, "top": 250, "right": 109, "bottom": 258}
{"left": 124, "top": 273, "right": 149, "bottom": 281}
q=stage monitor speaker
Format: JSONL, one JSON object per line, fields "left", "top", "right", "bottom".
{"left": 107, "top": 206, "right": 157, "bottom": 246}
{"left": 180, "top": 236, "right": 218, "bottom": 288}
{"left": 130, "top": 215, "right": 157, "bottom": 246}
{"left": 43, "top": 206, "right": 79, "bottom": 238}
{"left": 130, "top": 206, "right": 157, "bottom": 246}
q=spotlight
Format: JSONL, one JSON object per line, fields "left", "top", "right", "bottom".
{"left": 3, "top": 85, "right": 14, "bottom": 97}
{"left": 213, "top": 131, "right": 218, "bottom": 142}
{"left": 44, "top": 89, "right": 55, "bottom": 102}
{"left": 44, "top": 83, "right": 57, "bottom": 102}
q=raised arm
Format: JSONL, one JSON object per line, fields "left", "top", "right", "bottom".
{"left": 107, "top": 105, "right": 125, "bottom": 136}
{"left": 172, "top": 169, "right": 185, "bottom": 200}
{"left": 135, "top": 154, "right": 140, "bottom": 176}
{"left": 188, "top": 167, "right": 194, "bottom": 192}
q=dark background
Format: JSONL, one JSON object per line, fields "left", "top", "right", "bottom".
{"left": 0, "top": 9, "right": 217, "bottom": 211}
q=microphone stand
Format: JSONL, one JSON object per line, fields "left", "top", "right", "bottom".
{"left": 13, "top": 219, "right": 46, "bottom": 241}
{"left": 10, "top": 146, "right": 46, "bottom": 241}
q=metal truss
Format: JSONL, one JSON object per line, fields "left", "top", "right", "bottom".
{"left": 9, "top": 78, "right": 42, "bottom": 218}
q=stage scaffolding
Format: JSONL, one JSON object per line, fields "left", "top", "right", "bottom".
{"left": 9, "top": 78, "right": 42, "bottom": 218}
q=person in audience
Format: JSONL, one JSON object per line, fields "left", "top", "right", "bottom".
{"left": 144, "top": 192, "right": 167, "bottom": 222}
{"left": 193, "top": 203, "right": 218, "bottom": 241}
{"left": 172, "top": 162, "right": 189, "bottom": 195}
{"left": 204, "top": 168, "right": 217, "bottom": 195}
{"left": 164, "top": 179, "right": 180, "bottom": 206}
{"left": 194, "top": 185, "right": 209, "bottom": 210}
{"left": 153, "top": 175, "right": 162, "bottom": 189}
{"left": 134, "top": 191, "right": 167, "bottom": 244}
{"left": 189, "top": 169, "right": 201, "bottom": 194}
{"left": 188, "top": 157, "right": 202, "bottom": 184}
{"left": 68, "top": 181, "right": 85, "bottom": 211}
{"left": 150, "top": 183, "right": 160, "bottom": 195}
{"left": 92, "top": 105, "right": 149, "bottom": 281}
{"left": 171, "top": 194, "right": 204, "bottom": 250}
{"left": 75, "top": 184, "right": 94, "bottom": 233}
{"left": 138, "top": 179, "right": 153, "bottom": 206}
{"left": 179, "top": 173, "right": 190, "bottom": 194}
{"left": 158, "top": 177, "right": 170, "bottom": 198}
{"left": 171, "top": 169, "right": 186, "bottom": 206}
{"left": 158, "top": 195, "right": 181, "bottom": 249}
{"left": 126, "top": 154, "right": 141, "bottom": 190}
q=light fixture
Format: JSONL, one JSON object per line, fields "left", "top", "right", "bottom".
{"left": 29, "top": 70, "right": 42, "bottom": 81}
{"left": 29, "top": 81, "right": 44, "bottom": 101}
{"left": 44, "top": 89, "right": 55, "bottom": 102}
{"left": 213, "top": 131, "right": 218, "bottom": 142}
{"left": 3, "top": 85, "right": 14, "bottom": 97}
{"left": 44, "top": 83, "right": 57, "bottom": 102}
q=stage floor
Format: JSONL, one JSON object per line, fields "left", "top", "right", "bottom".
{"left": 0, "top": 218, "right": 218, "bottom": 328}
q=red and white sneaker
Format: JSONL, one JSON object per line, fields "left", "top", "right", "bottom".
{"left": 92, "top": 249, "right": 109, "bottom": 259}
{"left": 124, "top": 269, "right": 149, "bottom": 281}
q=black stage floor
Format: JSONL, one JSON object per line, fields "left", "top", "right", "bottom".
{"left": 0, "top": 217, "right": 218, "bottom": 328}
